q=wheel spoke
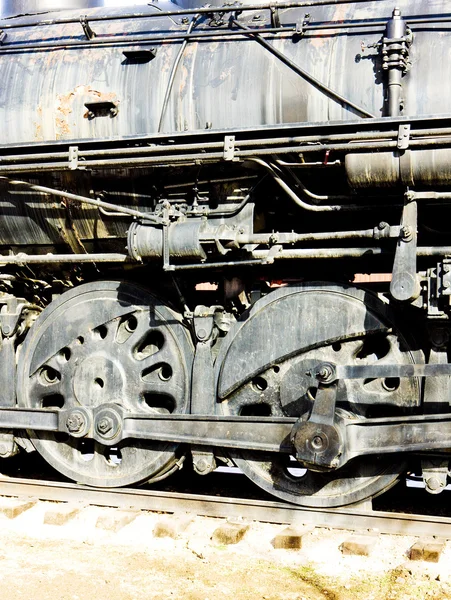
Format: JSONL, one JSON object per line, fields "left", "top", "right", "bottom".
{"left": 18, "top": 281, "right": 193, "bottom": 488}
{"left": 217, "top": 284, "right": 419, "bottom": 507}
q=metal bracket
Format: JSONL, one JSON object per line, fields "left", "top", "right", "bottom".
{"left": 0, "top": 31, "right": 7, "bottom": 45}
{"left": 85, "top": 101, "right": 118, "bottom": 119}
{"left": 0, "top": 297, "right": 29, "bottom": 409}
{"left": 122, "top": 49, "right": 157, "bottom": 63}
{"left": 422, "top": 458, "right": 449, "bottom": 495}
{"left": 397, "top": 123, "right": 411, "bottom": 149}
{"left": 0, "top": 297, "right": 26, "bottom": 338}
{"left": 291, "top": 382, "right": 343, "bottom": 470}
{"left": 192, "top": 446, "right": 217, "bottom": 475}
{"left": 0, "top": 432, "right": 18, "bottom": 459}
{"left": 439, "top": 258, "right": 451, "bottom": 296}
{"left": 68, "top": 146, "right": 79, "bottom": 170}
{"left": 80, "top": 15, "right": 96, "bottom": 40}
{"left": 223, "top": 135, "right": 236, "bottom": 161}
{"left": 191, "top": 306, "right": 223, "bottom": 415}
{"left": 390, "top": 197, "right": 420, "bottom": 302}
{"left": 295, "top": 13, "right": 311, "bottom": 37}
{"left": 269, "top": 4, "right": 280, "bottom": 28}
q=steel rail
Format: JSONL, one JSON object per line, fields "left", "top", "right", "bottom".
{"left": 0, "top": 475, "right": 451, "bottom": 538}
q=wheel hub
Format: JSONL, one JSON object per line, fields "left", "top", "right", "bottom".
{"left": 216, "top": 283, "right": 422, "bottom": 507}
{"left": 17, "top": 281, "right": 194, "bottom": 488}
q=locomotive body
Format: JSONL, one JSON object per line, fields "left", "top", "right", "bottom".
{"left": 0, "top": 0, "right": 450, "bottom": 507}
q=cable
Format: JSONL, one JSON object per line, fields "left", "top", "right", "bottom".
{"left": 231, "top": 18, "right": 375, "bottom": 119}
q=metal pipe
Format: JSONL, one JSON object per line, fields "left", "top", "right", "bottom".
{"left": 232, "top": 18, "right": 375, "bottom": 119}
{"left": 0, "top": 253, "right": 131, "bottom": 264}
{"left": 251, "top": 247, "right": 384, "bottom": 259}
{"left": 166, "top": 259, "right": 265, "bottom": 271}
{"left": 236, "top": 229, "right": 376, "bottom": 244}
{"left": 0, "top": 25, "right": 298, "bottom": 54}
{"left": 248, "top": 157, "right": 389, "bottom": 212}
{"left": 3, "top": 136, "right": 451, "bottom": 174}
{"left": 0, "top": 177, "right": 163, "bottom": 224}
{"left": 250, "top": 247, "right": 451, "bottom": 259}
{"left": 0, "top": 17, "right": 448, "bottom": 54}
{"left": 1, "top": 123, "right": 451, "bottom": 165}
{"left": 0, "top": 1, "right": 393, "bottom": 30}
{"left": 385, "top": 8, "right": 407, "bottom": 117}
{"left": 158, "top": 14, "right": 199, "bottom": 133}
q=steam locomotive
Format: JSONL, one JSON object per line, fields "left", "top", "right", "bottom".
{"left": 0, "top": 0, "right": 450, "bottom": 508}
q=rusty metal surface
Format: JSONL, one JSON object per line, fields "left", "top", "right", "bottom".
{"left": 0, "top": 1, "right": 447, "bottom": 145}
{"left": 0, "top": 0, "right": 447, "bottom": 250}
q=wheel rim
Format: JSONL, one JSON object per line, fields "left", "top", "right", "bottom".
{"left": 17, "top": 281, "right": 193, "bottom": 488}
{"left": 216, "top": 283, "right": 421, "bottom": 508}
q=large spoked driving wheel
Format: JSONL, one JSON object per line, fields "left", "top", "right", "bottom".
{"left": 216, "top": 283, "right": 422, "bottom": 508}
{"left": 17, "top": 281, "right": 194, "bottom": 487}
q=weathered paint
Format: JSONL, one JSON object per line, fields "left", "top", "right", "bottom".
{"left": 0, "top": 0, "right": 448, "bottom": 250}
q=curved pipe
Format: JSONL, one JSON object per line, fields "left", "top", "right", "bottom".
{"left": 0, "top": 177, "right": 163, "bottom": 223}
{"left": 158, "top": 14, "right": 199, "bottom": 133}
{"left": 231, "top": 19, "right": 375, "bottom": 120}
{"left": 248, "top": 157, "right": 401, "bottom": 212}
{"left": 248, "top": 158, "right": 359, "bottom": 212}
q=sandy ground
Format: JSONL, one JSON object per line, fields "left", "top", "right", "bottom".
{"left": 0, "top": 501, "right": 450, "bottom": 600}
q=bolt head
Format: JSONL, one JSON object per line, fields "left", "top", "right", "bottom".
{"left": 197, "top": 328, "right": 207, "bottom": 341}
{"left": 316, "top": 364, "right": 334, "bottom": 382}
{"left": 97, "top": 417, "right": 114, "bottom": 435}
{"left": 426, "top": 476, "right": 442, "bottom": 492}
{"left": 66, "top": 413, "right": 85, "bottom": 434}
{"left": 311, "top": 436, "right": 324, "bottom": 450}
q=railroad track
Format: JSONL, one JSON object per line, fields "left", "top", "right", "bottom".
{"left": 0, "top": 475, "right": 450, "bottom": 539}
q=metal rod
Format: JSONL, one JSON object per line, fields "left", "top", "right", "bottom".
{"left": 249, "top": 158, "right": 395, "bottom": 212}
{"left": 0, "top": 1, "right": 391, "bottom": 30}
{"left": 252, "top": 247, "right": 384, "bottom": 259}
{"left": 231, "top": 18, "right": 375, "bottom": 119}
{"left": 0, "top": 25, "right": 297, "bottom": 54}
{"left": 0, "top": 15, "right": 448, "bottom": 54}
{"left": 236, "top": 229, "right": 376, "bottom": 244}
{"left": 3, "top": 126, "right": 451, "bottom": 165}
{"left": 158, "top": 14, "right": 199, "bottom": 133}
{"left": 0, "top": 177, "right": 162, "bottom": 224}
{"left": 4, "top": 135, "right": 451, "bottom": 175}
{"left": 166, "top": 259, "right": 265, "bottom": 271}
{"left": 0, "top": 253, "right": 131, "bottom": 265}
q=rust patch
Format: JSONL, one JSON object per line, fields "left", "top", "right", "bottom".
{"left": 179, "top": 43, "right": 197, "bottom": 98}
{"left": 311, "top": 4, "right": 350, "bottom": 48}
{"left": 55, "top": 85, "right": 119, "bottom": 140}
{"left": 34, "top": 104, "right": 44, "bottom": 142}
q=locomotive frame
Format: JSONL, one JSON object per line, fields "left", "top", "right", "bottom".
{"left": 1, "top": 0, "right": 451, "bottom": 507}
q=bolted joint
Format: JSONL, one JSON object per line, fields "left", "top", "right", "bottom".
{"left": 314, "top": 362, "right": 336, "bottom": 384}
{"left": 400, "top": 225, "right": 413, "bottom": 242}
{"left": 97, "top": 417, "right": 114, "bottom": 435}
{"left": 66, "top": 412, "right": 86, "bottom": 434}
{"left": 93, "top": 407, "right": 123, "bottom": 442}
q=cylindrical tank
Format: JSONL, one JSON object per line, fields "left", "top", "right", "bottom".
{"left": 0, "top": 0, "right": 448, "bottom": 251}
{"left": 0, "top": 0, "right": 446, "bottom": 145}
{"left": 0, "top": 1, "right": 105, "bottom": 17}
